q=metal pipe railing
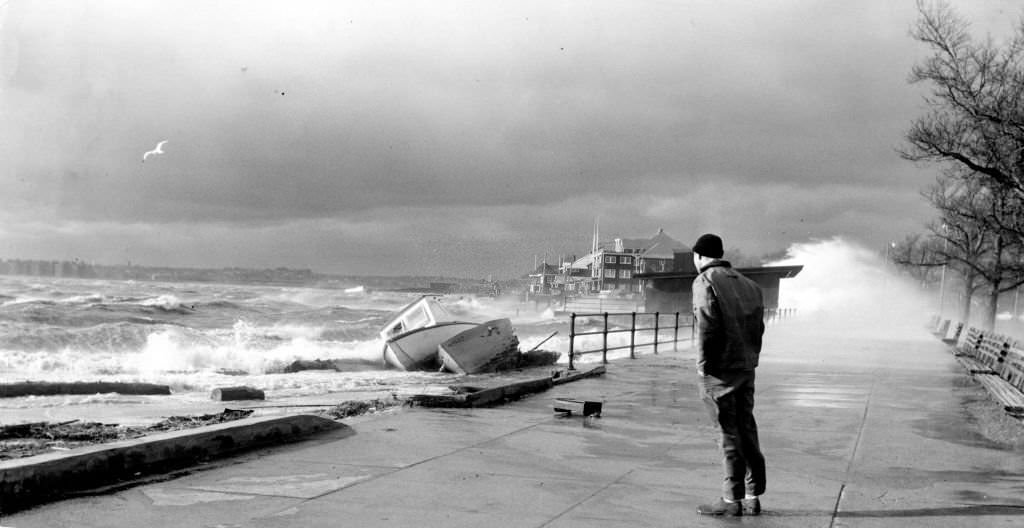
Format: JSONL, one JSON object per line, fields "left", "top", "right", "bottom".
{"left": 565, "top": 307, "right": 796, "bottom": 369}
{"left": 568, "top": 311, "right": 690, "bottom": 370}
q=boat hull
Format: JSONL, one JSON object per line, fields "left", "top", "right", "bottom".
{"left": 383, "top": 321, "right": 478, "bottom": 371}
{"left": 438, "top": 318, "right": 519, "bottom": 375}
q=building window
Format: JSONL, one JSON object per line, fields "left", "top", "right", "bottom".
{"left": 604, "top": 269, "right": 616, "bottom": 278}
{"left": 605, "top": 255, "right": 617, "bottom": 264}
{"left": 620, "top": 256, "right": 632, "bottom": 265}
{"left": 620, "top": 270, "right": 631, "bottom": 279}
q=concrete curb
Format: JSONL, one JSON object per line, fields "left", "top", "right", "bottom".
{"left": 0, "top": 414, "right": 348, "bottom": 514}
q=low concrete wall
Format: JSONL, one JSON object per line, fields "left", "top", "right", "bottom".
{"left": 0, "top": 414, "right": 348, "bottom": 514}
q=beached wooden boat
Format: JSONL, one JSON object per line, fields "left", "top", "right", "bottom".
{"left": 438, "top": 318, "right": 520, "bottom": 375}
{"left": 380, "top": 296, "right": 477, "bottom": 371}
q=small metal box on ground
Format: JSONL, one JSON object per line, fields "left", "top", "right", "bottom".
{"left": 553, "top": 398, "right": 602, "bottom": 417}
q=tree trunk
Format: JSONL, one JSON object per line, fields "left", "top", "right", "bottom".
{"left": 980, "top": 233, "right": 1005, "bottom": 332}
{"left": 981, "top": 287, "right": 999, "bottom": 331}
{"left": 958, "top": 272, "right": 977, "bottom": 324}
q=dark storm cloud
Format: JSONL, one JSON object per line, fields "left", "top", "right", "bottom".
{"left": 1, "top": 0, "right": 1021, "bottom": 276}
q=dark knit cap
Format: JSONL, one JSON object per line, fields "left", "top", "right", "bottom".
{"left": 692, "top": 233, "right": 724, "bottom": 258}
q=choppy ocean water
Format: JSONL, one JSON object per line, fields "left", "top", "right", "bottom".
{"left": 0, "top": 276, "right": 628, "bottom": 425}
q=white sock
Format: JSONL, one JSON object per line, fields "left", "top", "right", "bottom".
{"left": 744, "top": 494, "right": 759, "bottom": 500}
{"left": 723, "top": 497, "right": 737, "bottom": 503}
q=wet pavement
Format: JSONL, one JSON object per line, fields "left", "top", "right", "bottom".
{"left": 3, "top": 319, "right": 1023, "bottom": 527}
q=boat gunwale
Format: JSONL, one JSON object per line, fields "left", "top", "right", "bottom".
{"left": 384, "top": 320, "right": 478, "bottom": 345}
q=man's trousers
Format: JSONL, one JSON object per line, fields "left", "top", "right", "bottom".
{"left": 699, "top": 369, "right": 766, "bottom": 500}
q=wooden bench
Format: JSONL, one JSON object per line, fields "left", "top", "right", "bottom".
{"left": 954, "top": 328, "right": 1024, "bottom": 418}
{"left": 999, "top": 346, "right": 1024, "bottom": 393}
{"left": 941, "top": 321, "right": 964, "bottom": 344}
{"left": 974, "top": 374, "right": 1024, "bottom": 416}
{"left": 974, "top": 334, "right": 1010, "bottom": 371}
{"left": 955, "top": 326, "right": 984, "bottom": 357}
{"left": 956, "top": 355, "right": 998, "bottom": 375}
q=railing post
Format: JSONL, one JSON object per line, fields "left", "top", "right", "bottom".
{"left": 653, "top": 311, "right": 660, "bottom": 355}
{"left": 602, "top": 312, "right": 609, "bottom": 364}
{"left": 569, "top": 313, "right": 576, "bottom": 371}
{"left": 673, "top": 312, "right": 679, "bottom": 352}
{"left": 630, "top": 312, "right": 637, "bottom": 359}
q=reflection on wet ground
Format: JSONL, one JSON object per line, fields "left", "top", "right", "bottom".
{"left": 773, "top": 385, "right": 869, "bottom": 409}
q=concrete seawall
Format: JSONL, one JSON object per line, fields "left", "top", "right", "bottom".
{"left": 1, "top": 414, "right": 347, "bottom": 513}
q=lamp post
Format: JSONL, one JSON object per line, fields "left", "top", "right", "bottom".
{"left": 884, "top": 241, "right": 897, "bottom": 291}
{"left": 938, "top": 224, "right": 948, "bottom": 317}
{"left": 884, "top": 241, "right": 896, "bottom": 267}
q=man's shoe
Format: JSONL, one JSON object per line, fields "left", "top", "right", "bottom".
{"left": 696, "top": 497, "right": 741, "bottom": 516}
{"left": 741, "top": 497, "right": 761, "bottom": 515}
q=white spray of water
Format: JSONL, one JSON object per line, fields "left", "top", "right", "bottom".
{"left": 139, "top": 294, "right": 186, "bottom": 310}
{"left": 769, "top": 237, "right": 932, "bottom": 339}
{"left": 128, "top": 320, "right": 385, "bottom": 376}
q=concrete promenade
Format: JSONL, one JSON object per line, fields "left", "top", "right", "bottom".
{"left": 3, "top": 319, "right": 1024, "bottom": 527}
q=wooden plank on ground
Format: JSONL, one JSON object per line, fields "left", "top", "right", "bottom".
{"left": 552, "top": 365, "right": 607, "bottom": 385}
{"left": 0, "top": 381, "right": 172, "bottom": 397}
{"left": 211, "top": 386, "right": 265, "bottom": 401}
{"left": 408, "top": 365, "right": 606, "bottom": 408}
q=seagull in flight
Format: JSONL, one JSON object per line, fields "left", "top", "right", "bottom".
{"left": 142, "top": 140, "right": 168, "bottom": 162}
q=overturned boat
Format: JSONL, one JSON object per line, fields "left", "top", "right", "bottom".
{"left": 438, "top": 318, "right": 520, "bottom": 375}
{"left": 379, "top": 296, "right": 477, "bottom": 371}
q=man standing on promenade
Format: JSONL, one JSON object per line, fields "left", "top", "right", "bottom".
{"left": 690, "top": 233, "right": 767, "bottom": 517}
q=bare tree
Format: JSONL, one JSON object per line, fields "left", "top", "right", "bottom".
{"left": 901, "top": 1, "right": 1024, "bottom": 328}
{"left": 901, "top": 1, "right": 1024, "bottom": 197}
{"left": 891, "top": 233, "right": 942, "bottom": 288}
{"left": 926, "top": 171, "right": 1024, "bottom": 328}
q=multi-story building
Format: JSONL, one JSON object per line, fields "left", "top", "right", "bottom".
{"left": 573, "top": 228, "right": 688, "bottom": 294}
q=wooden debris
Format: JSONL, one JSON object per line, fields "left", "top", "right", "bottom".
{"left": 526, "top": 331, "right": 559, "bottom": 353}
{"left": 409, "top": 365, "right": 606, "bottom": 408}
{"left": 211, "top": 386, "right": 265, "bottom": 401}
{"left": 0, "top": 409, "right": 279, "bottom": 461}
{"left": 519, "top": 349, "right": 561, "bottom": 368}
{"left": 146, "top": 408, "right": 254, "bottom": 432}
{"left": 282, "top": 359, "right": 342, "bottom": 373}
{"left": 317, "top": 399, "right": 399, "bottom": 420}
{"left": 0, "top": 381, "right": 171, "bottom": 397}
{"left": 552, "top": 365, "right": 607, "bottom": 385}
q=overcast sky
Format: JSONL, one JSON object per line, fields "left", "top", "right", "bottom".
{"left": 1, "top": 0, "right": 1020, "bottom": 278}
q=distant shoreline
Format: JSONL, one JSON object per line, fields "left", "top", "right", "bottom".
{"left": 0, "top": 259, "right": 516, "bottom": 294}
